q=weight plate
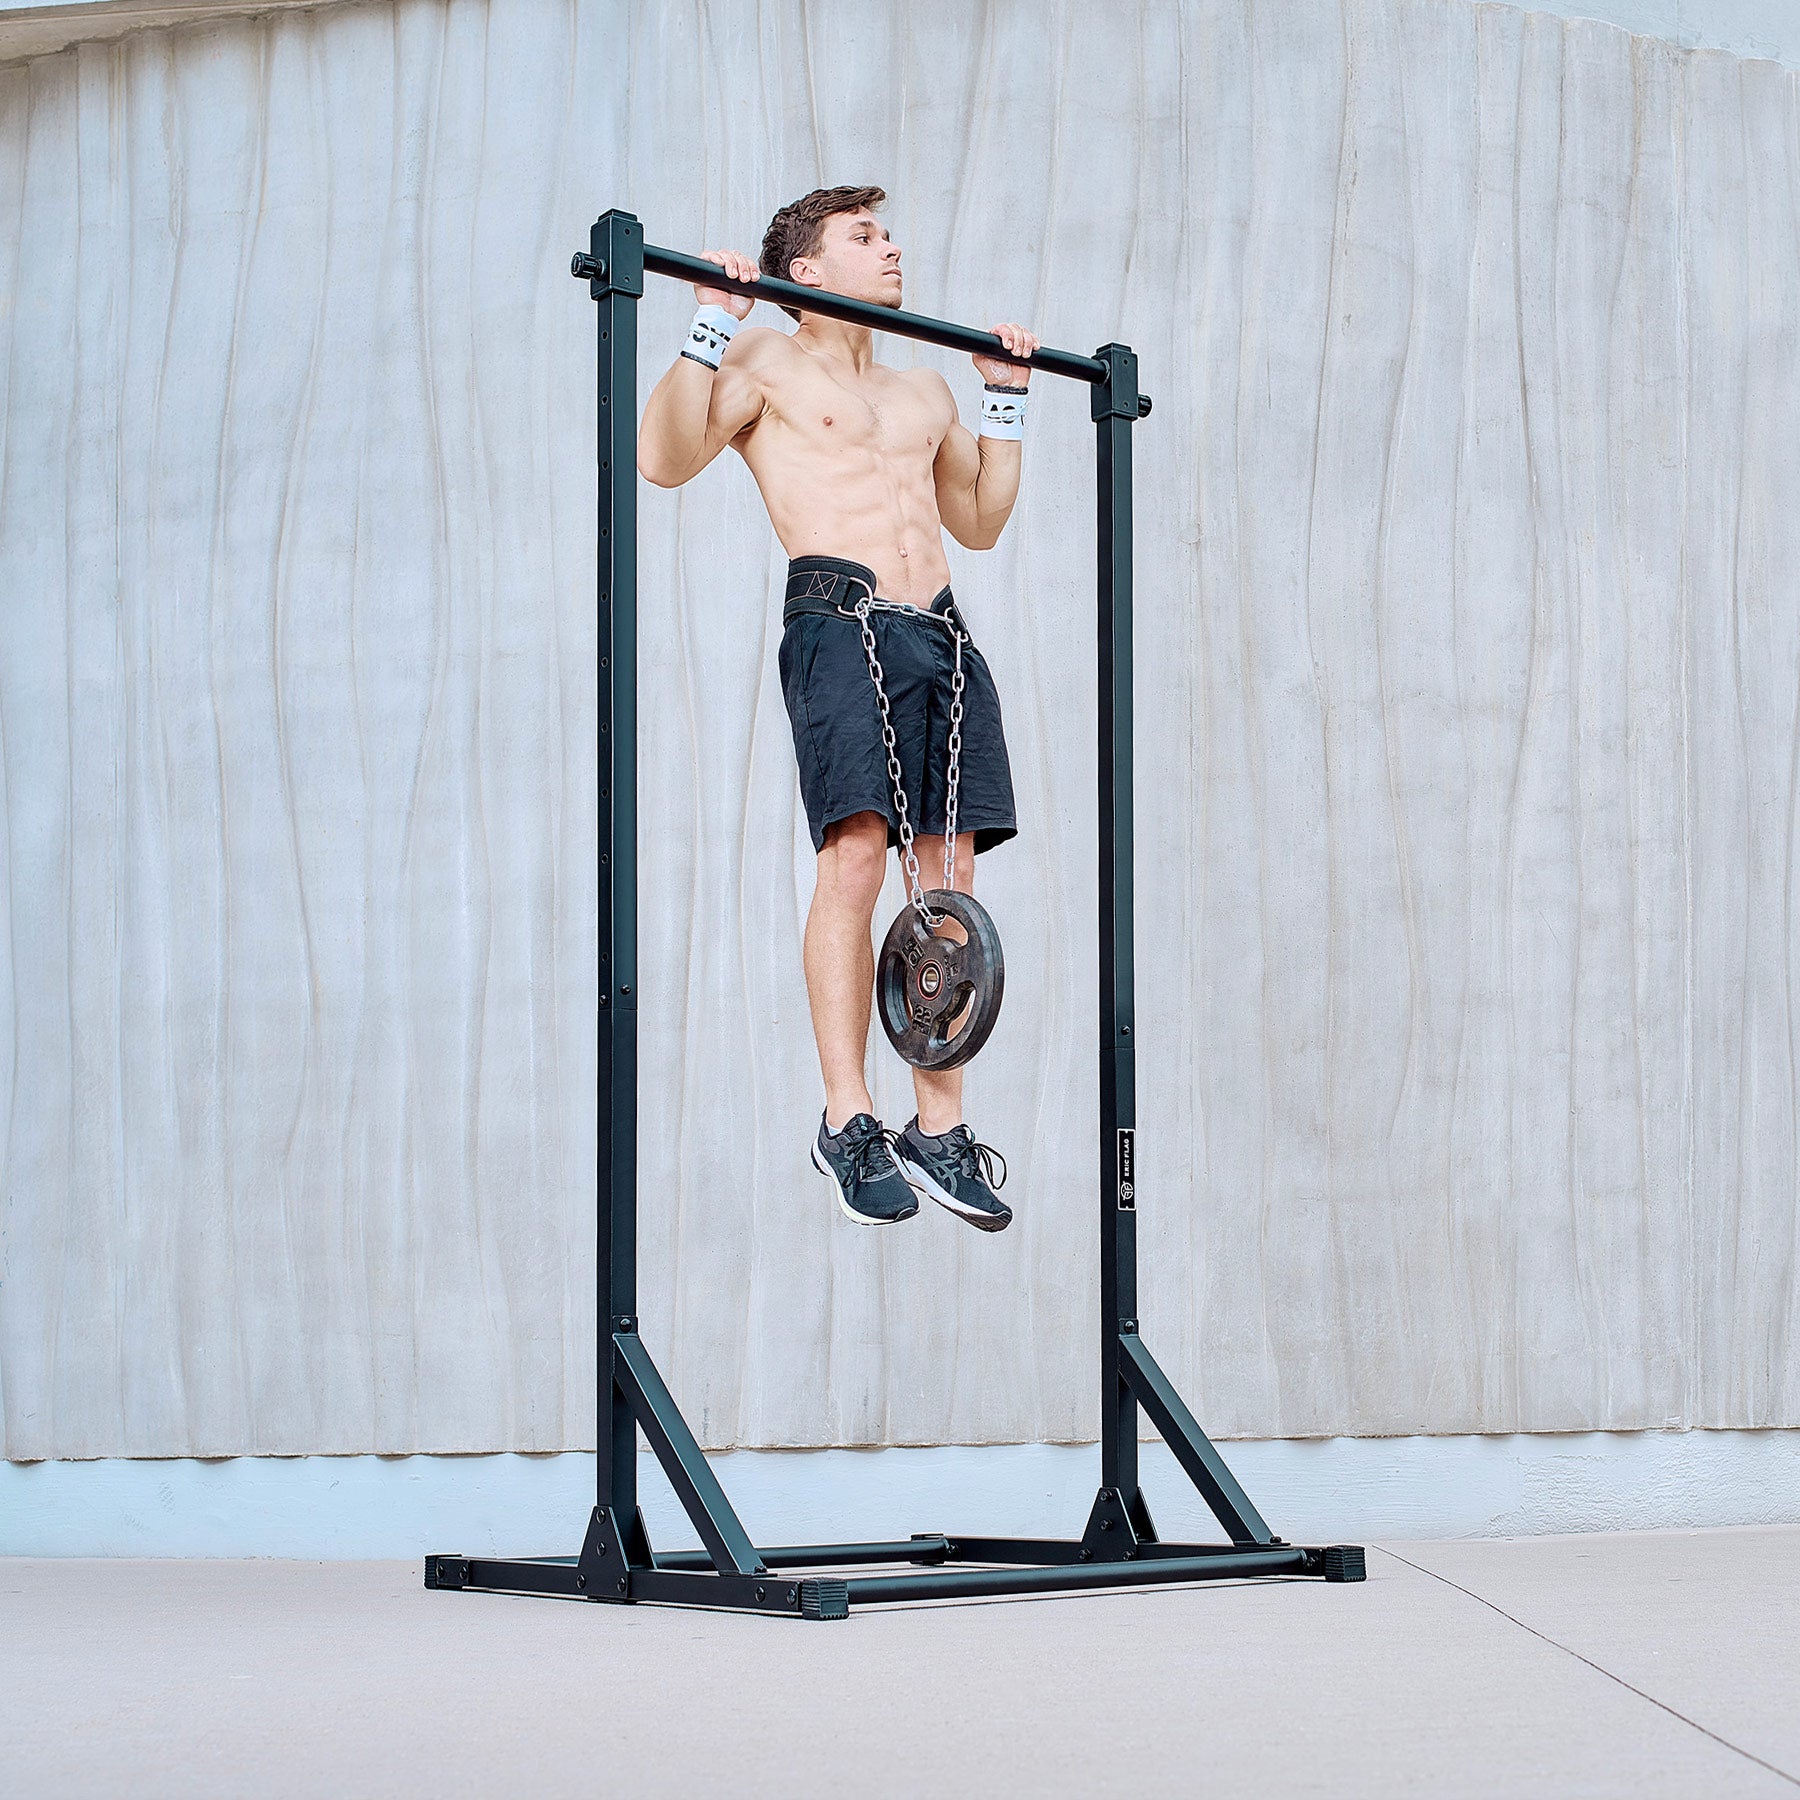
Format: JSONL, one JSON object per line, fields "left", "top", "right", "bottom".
{"left": 876, "top": 890, "right": 1005, "bottom": 1071}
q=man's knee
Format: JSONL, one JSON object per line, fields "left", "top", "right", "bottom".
{"left": 817, "top": 813, "right": 889, "bottom": 910}
{"left": 947, "top": 838, "right": 975, "bottom": 892}
{"left": 915, "top": 834, "right": 974, "bottom": 893}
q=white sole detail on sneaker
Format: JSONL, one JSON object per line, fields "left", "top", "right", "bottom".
{"left": 894, "top": 1151, "right": 1011, "bottom": 1231}
{"left": 811, "top": 1141, "right": 914, "bottom": 1226}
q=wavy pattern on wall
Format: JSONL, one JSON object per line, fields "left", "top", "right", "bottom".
{"left": 0, "top": 0, "right": 1795, "bottom": 1457}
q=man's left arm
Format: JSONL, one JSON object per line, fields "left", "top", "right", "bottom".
{"left": 932, "top": 323, "right": 1040, "bottom": 551}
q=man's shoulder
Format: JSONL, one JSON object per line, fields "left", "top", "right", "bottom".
{"left": 717, "top": 326, "right": 803, "bottom": 407}
{"left": 893, "top": 363, "right": 957, "bottom": 421}
{"left": 725, "top": 324, "right": 799, "bottom": 366}
{"left": 894, "top": 363, "right": 953, "bottom": 394}
{"left": 890, "top": 364, "right": 957, "bottom": 412}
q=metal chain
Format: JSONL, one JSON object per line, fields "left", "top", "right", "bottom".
{"left": 944, "top": 626, "right": 965, "bottom": 891}
{"left": 855, "top": 598, "right": 965, "bottom": 922}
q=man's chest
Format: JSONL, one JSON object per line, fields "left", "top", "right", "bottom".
{"left": 775, "top": 367, "right": 946, "bottom": 458}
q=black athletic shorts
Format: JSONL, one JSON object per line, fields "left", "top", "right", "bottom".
{"left": 778, "top": 555, "right": 1018, "bottom": 857}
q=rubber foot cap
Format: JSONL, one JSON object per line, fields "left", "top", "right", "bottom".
{"left": 800, "top": 1578, "right": 850, "bottom": 1620}
{"left": 425, "top": 1555, "right": 468, "bottom": 1589}
{"left": 1322, "top": 1545, "right": 1366, "bottom": 1583}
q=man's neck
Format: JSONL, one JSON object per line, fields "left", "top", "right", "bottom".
{"left": 794, "top": 314, "right": 880, "bottom": 374}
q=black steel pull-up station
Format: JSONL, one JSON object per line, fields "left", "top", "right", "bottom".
{"left": 424, "top": 210, "right": 1365, "bottom": 1618}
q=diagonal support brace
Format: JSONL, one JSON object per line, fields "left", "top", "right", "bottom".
{"left": 1120, "top": 1333, "right": 1275, "bottom": 1546}
{"left": 613, "top": 1332, "right": 765, "bottom": 1576}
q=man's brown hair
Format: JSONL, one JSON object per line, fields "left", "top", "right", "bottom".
{"left": 760, "top": 185, "right": 888, "bottom": 321}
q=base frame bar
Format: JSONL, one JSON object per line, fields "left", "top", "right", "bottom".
{"left": 427, "top": 1538, "right": 1365, "bottom": 1616}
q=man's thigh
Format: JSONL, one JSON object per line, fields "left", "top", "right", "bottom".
{"left": 920, "top": 638, "right": 1017, "bottom": 852}
{"left": 779, "top": 613, "right": 934, "bottom": 852}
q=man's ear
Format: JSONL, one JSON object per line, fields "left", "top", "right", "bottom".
{"left": 788, "top": 256, "right": 821, "bottom": 290}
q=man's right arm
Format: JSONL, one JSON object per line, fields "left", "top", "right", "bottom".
{"left": 637, "top": 338, "right": 772, "bottom": 486}
{"left": 638, "top": 250, "right": 769, "bottom": 487}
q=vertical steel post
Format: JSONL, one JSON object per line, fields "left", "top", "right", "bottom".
{"left": 590, "top": 212, "right": 644, "bottom": 1523}
{"left": 1093, "top": 345, "right": 1143, "bottom": 1501}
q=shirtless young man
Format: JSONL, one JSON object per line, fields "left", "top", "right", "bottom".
{"left": 638, "top": 185, "right": 1038, "bottom": 1233}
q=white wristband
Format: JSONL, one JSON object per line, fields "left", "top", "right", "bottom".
{"left": 980, "top": 383, "right": 1027, "bottom": 440}
{"left": 682, "top": 304, "right": 741, "bottom": 371}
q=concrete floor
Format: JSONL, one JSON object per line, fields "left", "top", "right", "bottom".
{"left": 3, "top": 1527, "right": 1797, "bottom": 1797}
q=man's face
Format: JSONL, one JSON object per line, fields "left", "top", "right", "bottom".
{"left": 800, "top": 211, "right": 903, "bottom": 309}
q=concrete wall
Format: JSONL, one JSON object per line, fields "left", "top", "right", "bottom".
{"left": 2, "top": 0, "right": 1798, "bottom": 1466}
{"left": 10, "top": 0, "right": 1800, "bottom": 69}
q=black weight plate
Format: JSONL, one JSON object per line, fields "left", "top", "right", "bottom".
{"left": 876, "top": 890, "right": 1005, "bottom": 1071}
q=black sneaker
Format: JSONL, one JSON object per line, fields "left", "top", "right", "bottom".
{"left": 894, "top": 1120, "right": 1012, "bottom": 1232}
{"left": 811, "top": 1113, "right": 920, "bottom": 1226}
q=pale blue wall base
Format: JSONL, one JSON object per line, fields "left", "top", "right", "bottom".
{"left": 4, "top": 1431, "right": 1797, "bottom": 1557}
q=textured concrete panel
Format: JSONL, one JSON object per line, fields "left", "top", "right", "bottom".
{"left": 0, "top": 0, "right": 1797, "bottom": 1456}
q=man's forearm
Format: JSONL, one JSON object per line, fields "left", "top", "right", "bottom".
{"left": 967, "top": 438, "right": 1022, "bottom": 548}
{"left": 638, "top": 358, "right": 721, "bottom": 487}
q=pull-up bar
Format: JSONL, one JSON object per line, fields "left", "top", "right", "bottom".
{"left": 572, "top": 241, "right": 1123, "bottom": 391}
{"left": 426, "top": 209, "right": 1362, "bottom": 1618}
